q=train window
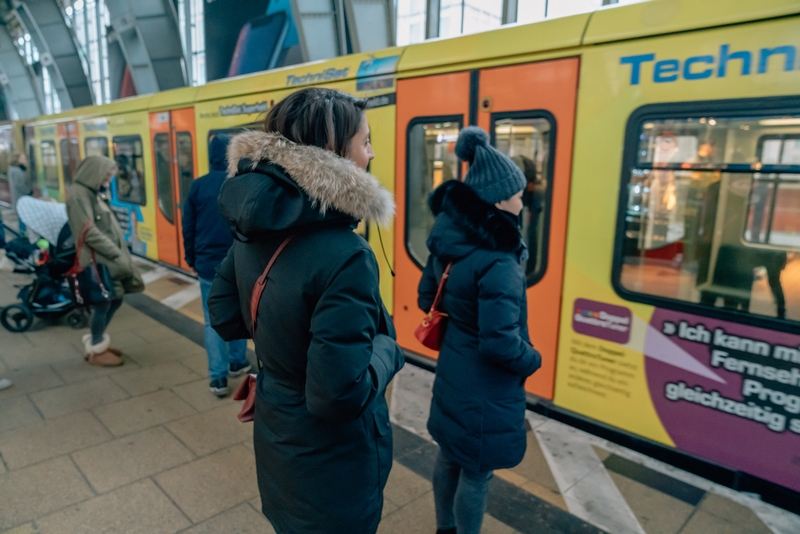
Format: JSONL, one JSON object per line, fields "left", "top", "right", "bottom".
{"left": 112, "top": 136, "right": 146, "bottom": 206}
{"left": 406, "top": 118, "right": 463, "bottom": 267}
{"left": 41, "top": 141, "right": 59, "bottom": 190}
{"left": 85, "top": 137, "right": 109, "bottom": 158}
{"left": 617, "top": 108, "right": 800, "bottom": 324}
{"left": 745, "top": 135, "right": 800, "bottom": 248}
{"left": 176, "top": 132, "right": 194, "bottom": 209}
{"left": 60, "top": 138, "right": 80, "bottom": 186}
{"left": 154, "top": 133, "right": 174, "bottom": 223}
{"left": 492, "top": 114, "right": 554, "bottom": 285}
{"left": 207, "top": 125, "right": 259, "bottom": 170}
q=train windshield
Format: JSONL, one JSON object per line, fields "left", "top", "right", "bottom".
{"left": 620, "top": 112, "right": 800, "bottom": 323}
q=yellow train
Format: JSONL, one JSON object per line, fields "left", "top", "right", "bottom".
{"left": 2, "top": 0, "right": 799, "bottom": 505}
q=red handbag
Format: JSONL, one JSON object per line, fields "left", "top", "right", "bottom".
{"left": 233, "top": 233, "right": 299, "bottom": 423}
{"left": 415, "top": 262, "right": 452, "bottom": 350}
{"left": 233, "top": 373, "right": 257, "bottom": 423}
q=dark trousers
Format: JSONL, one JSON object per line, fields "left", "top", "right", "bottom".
{"left": 91, "top": 298, "right": 123, "bottom": 344}
{"left": 433, "top": 449, "right": 493, "bottom": 534}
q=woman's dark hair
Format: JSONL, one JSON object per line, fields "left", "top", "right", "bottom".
{"left": 264, "top": 88, "right": 367, "bottom": 157}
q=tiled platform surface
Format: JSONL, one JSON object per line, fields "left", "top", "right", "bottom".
{"left": 1, "top": 214, "right": 799, "bottom": 533}
{"left": 0, "top": 268, "right": 534, "bottom": 533}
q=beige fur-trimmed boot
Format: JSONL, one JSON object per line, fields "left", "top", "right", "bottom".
{"left": 83, "top": 334, "right": 123, "bottom": 367}
{"left": 82, "top": 333, "right": 123, "bottom": 358}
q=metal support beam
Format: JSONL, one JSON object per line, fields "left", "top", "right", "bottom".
{"left": 344, "top": 0, "right": 394, "bottom": 52}
{"left": 0, "top": 23, "right": 42, "bottom": 119}
{"left": 106, "top": 35, "right": 126, "bottom": 101}
{"left": 14, "top": 0, "right": 93, "bottom": 109}
{"left": 290, "top": 0, "right": 342, "bottom": 62}
{"left": 105, "top": 0, "right": 187, "bottom": 95}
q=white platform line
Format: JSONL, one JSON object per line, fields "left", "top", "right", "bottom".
{"left": 535, "top": 421, "right": 646, "bottom": 534}
{"left": 526, "top": 414, "right": 799, "bottom": 534}
{"left": 141, "top": 265, "right": 170, "bottom": 284}
{"left": 160, "top": 283, "right": 201, "bottom": 310}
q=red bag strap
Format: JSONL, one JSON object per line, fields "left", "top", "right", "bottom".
{"left": 428, "top": 262, "right": 452, "bottom": 314}
{"left": 250, "top": 233, "right": 299, "bottom": 335}
{"left": 66, "top": 221, "right": 94, "bottom": 277}
{"left": 66, "top": 221, "right": 111, "bottom": 300}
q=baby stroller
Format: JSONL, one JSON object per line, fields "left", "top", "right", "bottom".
{"left": 0, "top": 198, "right": 89, "bottom": 332}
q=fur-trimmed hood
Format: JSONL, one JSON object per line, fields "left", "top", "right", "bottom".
{"left": 427, "top": 180, "right": 524, "bottom": 261}
{"left": 224, "top": 130, "right": 394, "bottom": 230}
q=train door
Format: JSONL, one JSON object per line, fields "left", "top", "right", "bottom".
{"left": 149, "top": 108, "right": 197, "bottom": 270}
{"left": 394, "top": 58, "right": 579, "bottom": 399}
{"left": 57, "top": 121, "right": 80, "bottom": 190}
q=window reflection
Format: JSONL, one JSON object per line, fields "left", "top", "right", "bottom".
{"left": 154, "top": 134, "right": 173, "bottom": 223}
{"left": 494, "top": 117, "right": 551, "bottom": 282}
{"left": 621, "top": 114, "right": 800, "bottom": 322}
{"left": 407, "top": 120, "right": 462, "bottom": 266}
{"left": 113, "top": 136, "right": 146, "bottom": 206}
{"left": 41, "top": 141, "right": 59, "bottom": 190}
{"left": 60, "top": 138, "right": 80, "bottom": 186}
{"left": 176, "top": 132, "right": 194, "bottom": 209}
{"left": 85, "top": 137, "right": 109, "bottom": 158}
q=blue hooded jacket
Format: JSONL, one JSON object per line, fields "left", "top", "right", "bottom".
{"left": 182, "top": 136, "right": 235, "bottom": 279}
{"left": 419, "top": 180, "right": 541, "bottom": 473}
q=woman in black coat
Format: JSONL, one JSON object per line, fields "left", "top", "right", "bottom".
{"left": 418, "top": 127, "right": 541, "bottom": 534}
{"left": 208, "top": 88, "right": 404, "bottom": 534}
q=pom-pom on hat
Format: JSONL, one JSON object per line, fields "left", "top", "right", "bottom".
{"left": 455, "top": 126, "right": 526, "bottom": 205}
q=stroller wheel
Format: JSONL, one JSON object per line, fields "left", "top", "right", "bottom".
{"left": 0, "top": 304, "right": 34, "bottom": 333}
{"left": 66, "top": 309, "right": 89, "bottom": 330}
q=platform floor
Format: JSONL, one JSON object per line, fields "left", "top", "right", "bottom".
{"left": 1, "top": 212, "right": 799, "bottom": 533}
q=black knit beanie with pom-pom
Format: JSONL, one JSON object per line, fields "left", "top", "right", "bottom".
{"left": 455, "top": 126, "right": 526, "bottom": 205}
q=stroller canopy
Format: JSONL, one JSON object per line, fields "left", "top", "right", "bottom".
{"left": 16, "top": 197, "right": 68, "bottom": 245}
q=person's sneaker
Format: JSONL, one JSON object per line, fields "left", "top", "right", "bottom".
{"left": 0, "top": 378, "right": 12, "bottom": 391}
{"left": 229, "top": 361, "right": 252, "bottom": 378}
{"left": 210, "top": 378, "right": 228, "bottom": 398}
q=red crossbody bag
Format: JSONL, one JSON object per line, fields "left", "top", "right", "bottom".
{"left": 233, "top": 233, "right": 299, "bottom": 423}
{"left": 415, "top": 262, "right": 452, "bottom": 350}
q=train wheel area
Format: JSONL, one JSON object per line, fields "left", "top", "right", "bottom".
{"left": 1, "top": 212, "right": 797, "bottom": 534}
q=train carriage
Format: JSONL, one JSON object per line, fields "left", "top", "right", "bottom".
{"left": 5, "top": 0, "right": 799, "bottom": 507}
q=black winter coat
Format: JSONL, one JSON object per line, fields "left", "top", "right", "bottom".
{"left": 208, "top": 131, "right": 403, "bottom": 534}
{"left": 418, "top": 180, "right": 541, "bottom": 473}
{"left": 182, "top": 136, "right": 236, "bottom": 279}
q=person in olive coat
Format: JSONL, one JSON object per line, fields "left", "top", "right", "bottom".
{"left": 66, "top": 156, "right": 144, "bottom": 367}
{"left": 418, "top": 127, "right": 542, "bottom": 534}
{"left": 208, "top": 88, "right": 404, "bottom": 534}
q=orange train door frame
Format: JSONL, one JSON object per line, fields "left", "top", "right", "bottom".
{"left": 394, "top": 58, "right": 579, "bottom": 400}
{"left": 149, "top": 108, "right": 197, "bottom": 270}
{"left": 393, "top": 70, "right": 471, "bottom": 363}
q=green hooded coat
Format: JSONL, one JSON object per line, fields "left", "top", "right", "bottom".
{"left": 66, "top": 156, "right": 144, "bottom": 299}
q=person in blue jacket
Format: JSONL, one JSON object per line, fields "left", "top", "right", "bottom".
{"left": 418, "top": 126, "right": 542, "bottom": 534}
{"left": 182, "top": 136, "right": 249, "bottom": 397}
